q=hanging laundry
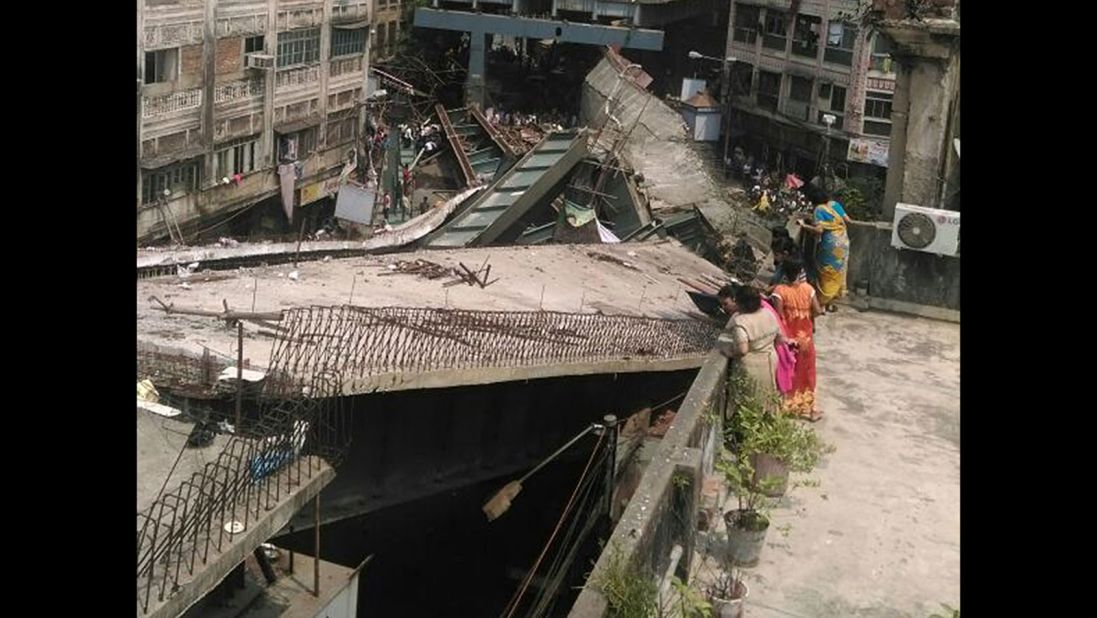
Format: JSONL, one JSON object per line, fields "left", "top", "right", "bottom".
{"left": 278, "top": 163, "right": 296, "bottom": 221}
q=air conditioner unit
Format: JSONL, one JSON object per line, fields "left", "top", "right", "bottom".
{"left": 891, "top": 203, "right": 960, "bottom": 257}
{"left": 246, "top": 53, "right": 275, "bottom": 71}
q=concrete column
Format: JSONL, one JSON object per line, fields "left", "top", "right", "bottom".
{"left": 883, "top": 52, "right": 957, "bottom": 216}
{"left": 360, "top": 19, "right": 374, "bottom": 164}
{"left": 319, "top": 0, "right": 333, "bottom": 149}
{"left": 879, "top": 21, "right": 960, "bottom": 218}
{"left": 551, "top": 0, "right": 558, "bottom": 18}
{"left": 203, "top": 0, "right": 218, "bottom": 185}
{"left": 882, "top": 58, "right": 911, "bottom": 218}
{"left": 466, "top": 28, "right": 487, "bottom": 108}
{"left": 262, "top": 0, "right": 277, "bottom": 171}
{"left": 939, "top": 83, "right": 960, "bottom": 210}
{"left": 137, "top": 0, "right": 145, "bottom": 209}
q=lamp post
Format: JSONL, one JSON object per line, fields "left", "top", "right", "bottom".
{"left": 688, "top": 51, "right": 737, "bottom": 177}
{"left": 820, "top": 113, "right": 836, "bottom": 190}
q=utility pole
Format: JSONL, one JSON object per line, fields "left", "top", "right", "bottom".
{"left": 819, "top": 113, "right": 835, "bottom": 190}
{"left": 687, "top": 51, "right": 736, "bottom": 178}
{"left": 721, "top": 58, "right": 736, "bottom": 179}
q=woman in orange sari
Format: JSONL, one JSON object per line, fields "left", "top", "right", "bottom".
{"left": 772, "top": 257, "right": 824, "bottom": 421}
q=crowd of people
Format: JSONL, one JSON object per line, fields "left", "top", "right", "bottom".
{"left": 482, "top": 106, "right": 576, "bottom": 132}
{"left": 716, "top": 182, "right": 863, "bottom": 423}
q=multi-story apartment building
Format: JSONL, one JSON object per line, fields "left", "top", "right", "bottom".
{"left": 724, "top": 0, "right": 897, "bottom": 180}
{"left": 137, "top": 0, "right": 373, "bottom": 243}
{"left": 371, "top": 0, "right": 407, "bottom": 61}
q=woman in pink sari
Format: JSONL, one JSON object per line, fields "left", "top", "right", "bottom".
{"left": 761, "top": 291, "right": 797, "bottom": 397}
{"left": 716, "top": 284, "right": 797, "bottom": 402}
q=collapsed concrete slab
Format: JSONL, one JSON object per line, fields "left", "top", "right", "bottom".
{"left": 137, "top": 242, "right": 727, "bottom": 393}
{"left": 580, "top": 48, "right": 773, "bottom": 250}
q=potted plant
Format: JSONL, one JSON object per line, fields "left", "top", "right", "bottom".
{"left": 716, "top": 449, "right": 775, "bottom": 567}
{"left": 727, "top": 389, "right": 831, "bottom": 498}
{"left": 706, "top": 560, "right": 748, "bottom": 618}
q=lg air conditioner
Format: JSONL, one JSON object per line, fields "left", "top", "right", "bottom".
{"left": 246, "top": 53, "right": 275, "bottom": 71}
{"left": 890, "top": 203, "right": 960, "bottom": 257}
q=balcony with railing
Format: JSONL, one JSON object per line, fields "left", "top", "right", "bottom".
{"left": 214, "top": 79, "right": 265, "bottom": 108}
{"left": 276, "top": 65, "right": 321, "bottom": 92}
{"left": 329, "top": 55, "right": 364, "bottom": 86}
{"left": 331, "top": 0, "right": 372, "bottom": 23}
{"left": 143, "top": 88, "right": 204, "bottom": 119}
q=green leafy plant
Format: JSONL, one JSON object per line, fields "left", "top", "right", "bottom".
{"left": 715, "top": 447, "right": 776, "bottom": 529}
{"left": 594, "top": 545, "right": 659, "bottom": 618}
{"left": 929, "top": 603, "right": 959, "bottom": 618}
{"left": 728, "top": 388, "right": 832, "bottom": 475}
{"left": 834, "top": 175, "right": 884, "bottom": 221}
{"left": 673, "top": 473, "right": 692, "bottom": 490}
{"left": 592, "top": 543, "right": 719, "bottom": 618}
{"left": 670, "top": 576, "right": 712, "bottom": 618}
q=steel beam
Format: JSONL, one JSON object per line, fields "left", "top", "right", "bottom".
{"left": 413, "top": 8, "right": 665, "bottom": 51}
{"left": 436, "top": 104, "right": 479, "bottom": 187}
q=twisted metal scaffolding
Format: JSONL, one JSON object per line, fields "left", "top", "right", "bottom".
{"left": 264, "top": 306, "right": 721, "bottom": 395}
{"left": 136, "top": 370, "right": 350, "bottom": 614}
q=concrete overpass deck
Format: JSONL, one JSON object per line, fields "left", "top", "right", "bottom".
{"left": 137, "top": 242, "right": 727, "bottom": 392}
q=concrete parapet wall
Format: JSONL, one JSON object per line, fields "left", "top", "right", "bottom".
{"left": 846, "top": 222, "right": 960, "bottom": 314}
{"left": 569, "top": 351, "right": 728, "bottom": 616}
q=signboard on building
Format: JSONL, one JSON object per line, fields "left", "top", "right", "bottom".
{"left": 334, "top": 181, "right": 376, "bottom": 225}
{"left": 300, "top": 176, "right": 344, "bottom": 206}
{"left": 847, "top": 137, "right": 890, "bottom": 168}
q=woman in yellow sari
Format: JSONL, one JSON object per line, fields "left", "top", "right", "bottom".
{"left": 797, "top": 184, "right": 861, "bottom": 309}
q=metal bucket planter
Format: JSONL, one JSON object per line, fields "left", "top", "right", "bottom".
{"left": 711, "top": 581, "right": 749, "bottom": 618}
{"left": 723, "top": 509, "right": 769, "bottom": 567}
{"left": 750, "top": 453, "right": 789, "bottom": 497}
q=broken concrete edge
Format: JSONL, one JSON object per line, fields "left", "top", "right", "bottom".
{"left": 137, "top": 240, "right": 366, "bottom": 269}
{"left": 137, "top": 188, "right": 485, "bottom": 273}
{"left": 362, "top": 186, "right": 485, "bottom": 251}
{"left": 143, "top": 463, "right": 336, "bottom": 618}
{"left": 138, "top": 336, "right": 707, "bottom": 396}
{"left": 342, "top": 355, "right": 708, "bottom": 394}
{"left": 569, "top": 352, "right": 727, "bottom": 616}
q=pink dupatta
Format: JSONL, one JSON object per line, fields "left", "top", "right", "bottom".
{"left": 761, "top": 298, "right": 796, "bottom": 394}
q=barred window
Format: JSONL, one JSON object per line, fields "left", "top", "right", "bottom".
{"left": 142, "top": 160, "right": 200, "bottom": 205}
{"left": 326, "top": 115, "right": 357, "bottom": 146}
{"left": 732, "top": 4, "right": 759, "bottom": 45}
{"left": 214, "top": 136, "right": 259, "bottom": 178}
{"left": 763, "top": 12, "right": 788, "bottom": 51}
{"left": 277, "top": 28, "right": 320, "bottom": 67}
{"left": 331, "top": 28, "right": 366, "bottom": 58}
{"left": 824, "top": 22, "right": 857, "bottom": 66}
